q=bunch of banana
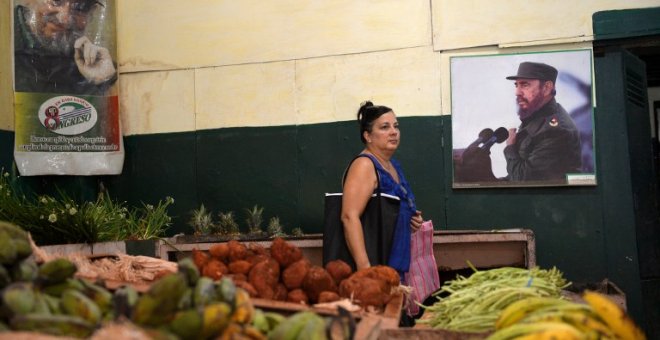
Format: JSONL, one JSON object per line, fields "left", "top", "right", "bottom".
{"left": 0, "top": 222, "right": 120, "bottom": 338}
{"left": 0, "top": 222, "right": 268, "bottom": 339}
{"left": 418, "top": 265, "right": 569, "bottom": 332}
{"left": 252, "top": 308, "right": 286, "bottom": 335}
{"left": 131, "top": 256, "right": 267, "bottom": 339}
{"left": 0, "top": 221, "right": 32, "bottom": 267}
{"left": 269, "top": 311, "right": 328, "bottom": 340}
{"left": 489, "top": 291, "right": 647, "bottom": 340}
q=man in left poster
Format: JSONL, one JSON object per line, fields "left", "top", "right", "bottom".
{"left": 13, "top": 0, "right": 123, "bottom": 176}
{"left": 14, "top": 0, "right": 117, "bottom": 94}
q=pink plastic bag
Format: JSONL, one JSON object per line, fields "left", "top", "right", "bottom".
{"left": 404, "top": 220, "right": 440, "bottom": 316}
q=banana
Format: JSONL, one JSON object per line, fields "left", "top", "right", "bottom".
{"left": 169, "top": 308, "right": 203, "bottom": 339}
{"left": 132, "top": 295, "right": 162, "bottom": 326}
{"left": 269, "top": 311, "right": 317, "bottom": 340}
{"left": 0, "top": 222, "right": 31, "bottom": 261}
{"left": 296, "top": 313, "right": 327, "bottom": 340}
{"left": 2, "top": 282, "right": 36, "bottom": 316}
{"left": 10, "top": 313, "right": 95, "bottom": 338}
{"left": 242, "top": 324, "right": 268, "bottom": 340}
{"left": 148, "top": 272, "right": 188, "bottom": 299}
{"left": 37, "top": 258, "right": 78, "bottom": 285}
{"left": 112, "top": 285, "right": 139, "bottom": 319}
{"left": 0, "top": 221, "right": 30, "bottom": 241}
{"left": 133, "top": 273, "right": 187, "bottom": 327}
{"left": 515, "top": 327, "right": 584, "bottom": 340}
{"left": 252, "top": 308, "right": 270, "bottom": 334}
{"left": 200, "top": 302, "right": 232, "bottom": 339}
{"left": 0, "top": 230, "right": 18, "bottom": 265}
{"left": 32, "top": 291, "right": 52, "bottom": 315}
{"left": 78, "top": 279, "right": 113, "bottom": 315}
{"left": 10, "top": 257, "right": 38, "bottom": 282}
{"left": 0, "top": 264, "right": 11, "bottom": 289}
{"left": 193, "top": 276, "right": 218, "bottom": 307}
{"left": 218, "top": 322, "right": 243, "bottom": 340}
{"left": 42, "top": 277, "right": 85, "bottom": 297}
{"left": 264, "top": 311, "right": 287, "bottom": 330}
{"left": 521, "top": 308, "right": 616, "bottom": 339}
{"left": 216, "top": 277, "right": 237, "bottom": 306}
{"left": 177, "top": 257, "right": 200, "bottom": 287}
{"left": 43, "top": 293, "right": 62, "bottom": 314}
{"left": 231, "top": 287, "right": 255, "bottom": 324}
{"left": 60, "top": 289, "right": 102, "bottom": 325}
{"left": 495, "top": 296, "right": 571, "bottom": 330}
{"left": 561, "top": 310, "right": 617, "bottom": 340}
{"left": 487, "top": 321, "right": 583, "bottom": 340}
{"left": 583, "top": 290, "right": 646, "bottom": 340}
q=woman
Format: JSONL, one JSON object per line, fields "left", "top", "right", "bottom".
{"left": 341, "top": 101, "right": 423, "bottom": 274}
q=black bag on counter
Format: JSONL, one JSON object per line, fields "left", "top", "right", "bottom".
{"left": 322, "top": 155, "right": 400, "bottom": 270}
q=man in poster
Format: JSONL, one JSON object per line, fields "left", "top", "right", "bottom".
{"left": 13, "top": 0, "right": 123, "bottom": 176}
{"left": 14, "top": 0, "right": 116, "bottom": 95}
{"left": 503, "top": 62, "right": 582, "bottom": 182}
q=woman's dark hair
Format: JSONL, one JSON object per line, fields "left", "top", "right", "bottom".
{"left": 357, "top": 101, "right": 392, "bottom": 144}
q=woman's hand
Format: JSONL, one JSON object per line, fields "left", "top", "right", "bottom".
{"left": 410, "top": 210, "right": 423, "bottom": 232}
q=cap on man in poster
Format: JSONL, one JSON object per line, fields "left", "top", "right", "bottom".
{"left": 14, "top": 0, "right": 117, "bottom": 95}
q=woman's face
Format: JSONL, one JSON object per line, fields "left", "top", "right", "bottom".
{"left": 365, "top": 111, "right": 399, "bottom": 151}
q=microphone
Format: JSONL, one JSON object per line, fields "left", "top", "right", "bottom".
{"left": 480, "top": 127, "right": 509, "bottom": 150}
{"left": 468, "top": 128, "right": 494, "bottom": 148}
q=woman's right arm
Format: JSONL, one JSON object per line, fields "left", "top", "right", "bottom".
{"left": 341, "top": 157, "right": 378, "bottom": 270}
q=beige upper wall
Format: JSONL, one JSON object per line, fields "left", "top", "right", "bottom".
{"left": 432, "top": 0, "right": 660, "bottom": 50}
{"left": 0, "top": 0, "right": 13, "bottom": 131}
{"left": 3, "top": 1, "right": 656, "bottom": 134}
{"left": 118, "top": 0, "right": 431, "bottom": 73}
{"left": 193, "top": 46, "right": 441, "bottom": 130}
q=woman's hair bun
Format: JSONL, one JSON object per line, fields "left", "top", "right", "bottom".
{"left": 360, "top": 101, "right": 374, "bottom": 110}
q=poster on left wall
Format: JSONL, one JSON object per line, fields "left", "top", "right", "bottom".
{"left": 12, "top": 0, "right": 123, "bottom": 176}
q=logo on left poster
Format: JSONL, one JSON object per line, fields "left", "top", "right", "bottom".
{"left": 38, "top": 96, "right": 98, "bottom": 135}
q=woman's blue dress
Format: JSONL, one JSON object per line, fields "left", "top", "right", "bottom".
{"left": 358, "top": 154, "right": 417, "bottom": 277}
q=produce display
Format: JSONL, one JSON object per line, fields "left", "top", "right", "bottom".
{"left": 192, "top": 237, "right": 400, "bottom": 309}
{"left": 418, "top": 265, "right": 569, "bottom": 332}
{"left": 487, "top": 292, "right": 646, "bottom": 340}
{"left": 0, "top": 221, "right": 266, "bottom": 339}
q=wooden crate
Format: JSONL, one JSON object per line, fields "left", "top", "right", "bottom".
{"left": 156, "top": 229, "right": 536, "bottom": 271}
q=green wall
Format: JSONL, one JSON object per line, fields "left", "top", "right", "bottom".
{"left": 0, "top": 110, "right": 651, "bottom": 327}
{"left": 104, "top": 117, "right": 446, "bottom": 237}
